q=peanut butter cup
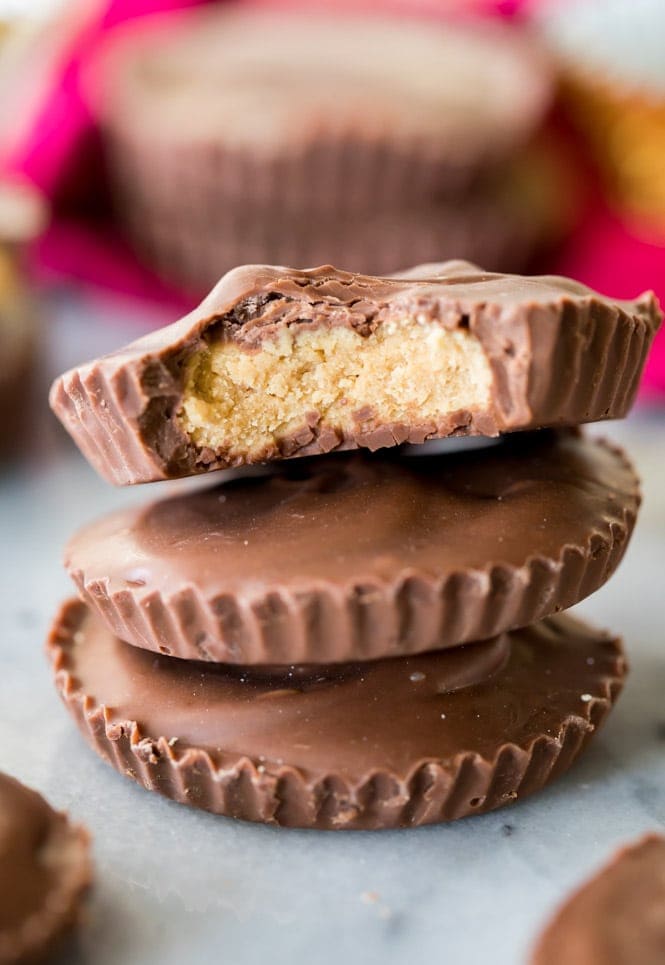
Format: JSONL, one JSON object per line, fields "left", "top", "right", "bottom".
{"left": 0, "top": 772, "right": 91, "bottom": 964}
{"left": 531, "top": 835, "right": 665, "bottom": 965}
{"left": 48, "top": 600, "right": 625, "bottom": 831}
{"left": 49, "top": 261, "right": 660, "bottom": 485}
{"left": 65, "top": 431, "right": 639, "bottom": 664}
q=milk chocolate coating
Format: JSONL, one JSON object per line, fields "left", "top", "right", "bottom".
{"left": 48, "top": 600, "right": 625, "bottom": 830}
{"left": 531, "top": 835, "right": 665, "bottom": 965}
{"left": 65, "top": 431, "right": 639, "bottom": 665}
{"left": 0, "top": 772, "right": 91, "bottom": 964}
{"left": 49, "top": 260, "right": 661, "bottom": 485}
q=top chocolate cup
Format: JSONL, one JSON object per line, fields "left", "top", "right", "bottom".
{"left": 49, "top": 260, "right": 661, "bottom": 486}
{"left": 89, "top": 8, "right": 553, "bottom": 217}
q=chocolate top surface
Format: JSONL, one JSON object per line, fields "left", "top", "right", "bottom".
{"left": 532, "top": 835, "right": 665, "bottom": 965}
{"left": 118, "top": 260, "right": 658, "bottom": 357}
{"left": 94, "top": 10, "right": 551, "bottom": 154}
{"left": 0, "top": 771, "right": 90, "bottom": 961}
{"left": 66, "top": 431, "right": 638, "bottom": 599}
{"left": 53, "top": 258, "right": 661, "bottom": 384}
{"left": 59, "top": 602, "right": 623, "bottom": 781}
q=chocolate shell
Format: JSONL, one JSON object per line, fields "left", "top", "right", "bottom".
{"left": 48, "top": 600, "right": 626, "bottom": 831}
{"left": 0, "top": 771, "right": 91, "bottom": 964}
{"left": 49, "top": 260, "right": 661, "bottom": 486}
{"left": 531, "top": 835, "right": 665, "bottom": 965}
{"left": 65, "top": 431, "right": 639, "bottom": 664}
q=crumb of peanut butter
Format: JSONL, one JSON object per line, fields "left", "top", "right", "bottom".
{"left": 360, "top": 891, "right": 393, "bottom": 920}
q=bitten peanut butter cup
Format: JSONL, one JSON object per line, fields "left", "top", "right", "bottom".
{"left": 48, "top": 600, "right": 625, "bottom": 831}
{"left": 531, "top": 835, "right": 665, "bottom": 965}
{"left": 49, "top": 261, "right": 661, "bottom": 485}
{"left": 0, "top": 772, "right": 91, "bottom": 965}
{"left": 64, "top": 430, "right": 639, "bottom": 665}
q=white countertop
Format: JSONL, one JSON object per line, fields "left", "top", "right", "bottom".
{"left": 1, "top": 291, "right": 664, "bottom": 965}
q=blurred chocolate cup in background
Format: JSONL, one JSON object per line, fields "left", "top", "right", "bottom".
{"left": 0, "top": 177, "right": 48, "bottom": 463}
{"left": 539, "top": 0, "right": 665, "bottom": 241}
{"left": 121, "top": 139, "right": 579, "bottom": 294}
{"left": 85, "top": 5, "right": 561, "bottom": 293}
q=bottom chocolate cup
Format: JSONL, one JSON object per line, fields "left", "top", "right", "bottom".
{"left": 48, "top": 600, "right": 626, "bottom": 831}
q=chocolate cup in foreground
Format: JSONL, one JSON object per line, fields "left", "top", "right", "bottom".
{"left": 531, "top": 835, "right": 665, "bottom": 965}
{"left": 49, "top": 260, "right": 661, "bottom": 485}
{"left": 0, "top": 772, "right": 91, "bottom": 964}
{"left": 65, "top": 431, "right": 639, "bottom": 665}
{"left": 91, "top": 9, "right": 552, "bottom": 218}
{"left": 48, "top": 600, "right": 625, "bottom": 831}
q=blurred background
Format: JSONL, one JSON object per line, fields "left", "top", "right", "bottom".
{"left": 0, "top": 0, "right": 664, "bottom": 464}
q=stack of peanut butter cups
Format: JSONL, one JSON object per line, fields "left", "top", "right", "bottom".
{"left": 48, "top": 260, "right": 661, "bottom": 830}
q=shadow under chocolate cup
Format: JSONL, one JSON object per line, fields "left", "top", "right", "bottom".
{"left": 64, "top": 431, "right": 639, "bottom": 665}
{"left": 47, "top": 600, "right": 626, "bottom": 831}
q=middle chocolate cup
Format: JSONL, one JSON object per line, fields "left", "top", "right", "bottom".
{"left": 64, "top": 429, "right": 638, "bottom": 666}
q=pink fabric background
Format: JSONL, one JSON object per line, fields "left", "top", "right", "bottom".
{"left": 4, "top": 0, "right": 664, "bottom": 396}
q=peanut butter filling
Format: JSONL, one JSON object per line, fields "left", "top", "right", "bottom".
{"left": 178, "top": 318, "right": 493, "bottom": 458}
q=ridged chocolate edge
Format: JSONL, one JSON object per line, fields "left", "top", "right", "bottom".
{"left": 521, "top": 296, "right": 656, "bottom": 434}
{"left": 0, "top": 807, "right": 91, "bottom": 964}
{"left": 115, "top": 198, "right": 543, "bottom": 299}
{"left": 109, "top": 127, "right": 489, "bottom": 224}
{"left": 109, "top": 141, "right": 546, "bottom": 294}
{"left": 49, "top": 274, "right": 661, "bottom": 486}
{"left": 47, "top": 599, "right": 626, "bottom": 831}
{"left": 66, "top": 438, "right": 639, "bottom": 664}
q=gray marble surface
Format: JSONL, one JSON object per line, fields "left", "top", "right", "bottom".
{"left": 1, "top": 291, "right": 664, "bottom": 965}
